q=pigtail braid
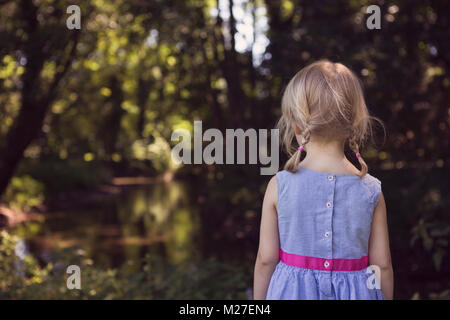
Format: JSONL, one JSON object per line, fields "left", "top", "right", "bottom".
{"left": 349, "top": 135, "right": 368, "bottom": 177}
{"left": 284, "top": 127, "right": 311, "bottom": 172}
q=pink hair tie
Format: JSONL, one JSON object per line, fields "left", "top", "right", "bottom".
{"left": 356, "top": 152, "right": 361, "bottom": 158}
{"left": 298, "top": 146, "right": 304, "bottom": 152}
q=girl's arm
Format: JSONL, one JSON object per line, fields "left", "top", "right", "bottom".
{"left": 253, "top": 176, "right": 280, "bottom": 300}
{"left": 368, "top": 192, "right": 394, "bottom": 299}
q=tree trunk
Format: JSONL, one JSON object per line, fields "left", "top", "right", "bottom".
{"left": 215, "top": 0, "right": 247, "bottom": 128}
{"left": 137, "top": 76, "right": 149, "bottom": 138}
{"left": 103, "top": 75, "right": 125, "bottom": 156}
{"left": 0, "top": 0, "right": 79, "bottom": 197}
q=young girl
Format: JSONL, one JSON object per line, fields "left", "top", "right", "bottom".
{"left": 253, "top": 60, "right": 393, "bottom": 300}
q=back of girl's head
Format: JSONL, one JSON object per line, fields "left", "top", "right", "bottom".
{"left": 278, "top": 60, "right": 375, "bottom": 177}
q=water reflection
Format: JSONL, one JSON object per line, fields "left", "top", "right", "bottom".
{"left": 25, "top": 182, "right": 199, "bottom": 269}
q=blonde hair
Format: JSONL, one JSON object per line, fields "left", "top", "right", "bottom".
{"left": 277, "top": 60, "right": 375, "bottom": 177}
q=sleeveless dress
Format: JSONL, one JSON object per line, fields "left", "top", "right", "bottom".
{"left": 266, "top": 168, "right": 386, "bottom": 300}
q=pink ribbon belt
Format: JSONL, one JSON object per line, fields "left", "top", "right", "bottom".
{"left": 280, "top": 249, "right": 368, "bottom": 271}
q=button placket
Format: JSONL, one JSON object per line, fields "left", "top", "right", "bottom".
{"left": 328, "top": 175, "right": 335, "bottom": 272}
{"left": 318, "top": 174, "right": 335, "bottom": 297}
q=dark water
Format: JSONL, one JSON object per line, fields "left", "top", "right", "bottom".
{"left": 22, "top": 182, "right": 216, "bottom": 270}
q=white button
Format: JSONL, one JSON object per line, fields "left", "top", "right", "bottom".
{"left": 328, "top": 175, "right": 333, "bottom": 181}
{"left": 324, "top": 231, "right": 330, "bottom": 237}
{"left": 326, "top": 202, "right": 332, "bottom": 208}
{"left": 324, "top": 261, "right": 330, "bottom": 268}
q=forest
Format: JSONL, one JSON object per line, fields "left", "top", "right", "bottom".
{"left": 0, "top": 0, "right": 449, "bottom": 299}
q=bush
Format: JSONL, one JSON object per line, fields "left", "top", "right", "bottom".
{"left": 0, "top": 231, "right": 251, "bottom": 300}
{"left": 0, "top": 231, "right": 52, "bottom": 294}
{"left": 2, "top": 175, "right": 45, "bottom": 210}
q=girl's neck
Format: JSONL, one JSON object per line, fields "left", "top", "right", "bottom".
{"left": 298, "top": 139, "right": 359, "bottom": 175}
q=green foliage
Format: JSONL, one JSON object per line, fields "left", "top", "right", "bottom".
{"left": 410, "top": 219, "right": 450, "bottom": 271}
{"left": 384, "top": 168, "right": 450, "bottom": 273}
{"left": 2, "top": 175, "right": 44, "bottom": 210}
{"left": 0, "top": 231, "right": 18, "bottom": 289}
{"left": 1, "top": 160, "right": 113, "bottom": 209}
{"left": 18, "top": 160, "right": 113, "bottom": 193}
{"left": 0, "top": 231, "right": 52, "bottom": 293}
{"left": 0, "top": 231, "right": 251, "bottom": 300}
{"left": 1, "top": 0, "right": 448, "bottom": 172}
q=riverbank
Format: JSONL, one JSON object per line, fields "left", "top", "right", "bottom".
{"left": 0, "top": 206, "right": 42, "bottom": 229}
{"left": 0, "top": 161, "right": 175, "bottom": 230}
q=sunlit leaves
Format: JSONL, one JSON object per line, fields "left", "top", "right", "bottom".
{"left": 166, "top": 56, "right": 177, "bottom": 67}
{"left": 151, "top": 66, "right": 162, "bottom": 80}
{"left": 100, "top": 87, "right": 112, "bottom": 97}
{"left": 280, "top": 0, "right": 294, "bottom": 21}
{"left": 164, "top": 82, "right": 176, "bottom": 95}
{"left": 83, "top": 152, "right": 95, "bottom": 162}
{"left": 0, "top": 56, "right": 16, "bottom": 79}
{"left": 121, "top": 101, "right": 139, "bottom": 114}
{"left": 171, "top": 118, "right": 194, "bottom": 133}
{"left": 83, "top": 60, "right": 100, "bottom": 71}
{"left": 3, "top": 176, "right": 44, "bottom": 211}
